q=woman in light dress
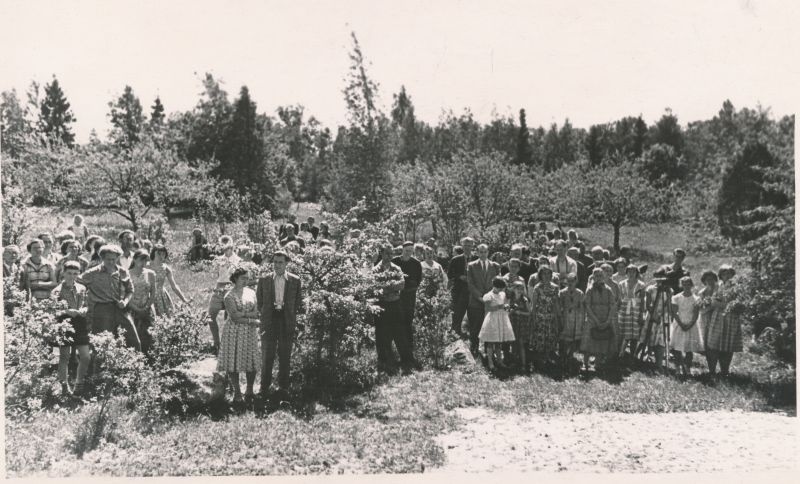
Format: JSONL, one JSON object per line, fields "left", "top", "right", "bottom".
{"left": 149, "top": 244, "right": 189, "bottom": 316}
{"left": 128, "top": 249, "right": 156, "bottom": 354}
{"left": 478, "top": 277, "right": 515, "bottom": 371}
{"left": 669, "top": 276, "right": 702, "bottom": 376}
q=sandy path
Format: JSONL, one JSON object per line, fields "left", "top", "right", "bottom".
{"left": 433, "top": 408, "right": 798, "bottom": 473}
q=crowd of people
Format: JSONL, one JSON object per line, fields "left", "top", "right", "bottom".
{"left": 3, "top": 213, "right": 745, "bottom": 404}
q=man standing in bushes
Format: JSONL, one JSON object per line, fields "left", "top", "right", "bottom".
{"left": 392, "top": 242, "right": 422, "bottom": 351}
{"left": 374, "top": 243, "right": 414, "bottom": 375}
{"left": 448, "top": 236, "right": 476, "bottom": 337}
{"left": 257, "top": 250, "right": 303, "bottom": 401}
{"left": 117, "top": 230, "right": 135, "bottom": 270}
{"left": 467, "top": 244, "right": 500, "bottom": 355}
{"left": 79, "top": 244, "right": 141, "bottom": 351}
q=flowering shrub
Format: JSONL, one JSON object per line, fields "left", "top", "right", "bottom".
{"left": 4, "top": 288, "right": 73, "bottom": 412}
{"left": 414, "top": 275, "right": 455, "bottom": 369}
{"left": 149, "top": 305, "right": 208, "bottom": 368}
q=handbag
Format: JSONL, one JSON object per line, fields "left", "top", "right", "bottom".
{"left": 590, "top": 325, "right": 613, "bottom": 340}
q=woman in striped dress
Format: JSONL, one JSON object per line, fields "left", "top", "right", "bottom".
{"left": 704, "top": 264, "right": 743, "bottom": 377}
{"left": 617, "top": 264, "right": 646, "bottom": 360}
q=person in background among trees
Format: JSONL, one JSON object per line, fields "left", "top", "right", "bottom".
{"left": 20, "top": 239, "right": 57, "bottom": 301}
{"left": 79, "top": 244, "right": 141, "bottom": 351}
{"left": 567, "top": 229, "right": 579, "bottom": 248}
{"left": 117, "top": 230, "right": 135, "bottom": 270}
{"left": 3, "top": 245, "right": 21, "bottom": 279}
{"left": 219, "top": 267, "right": 261, "bottom": 404}
{"left": 278, "top": 214, "right": 300, "bottom": 240}
{"left": 520, "top": 245, "right": 536, "bottom": 277}
{"left": 37, "top": 232, "right": 60, "bottom": 265}
{"left": 617, "top": 264, "right": 646, "bottom": 362}
{"left": 568, "top": 247, "right": 589, "bottom": 292}
{"left": 447, "top": 237, "right": 475, "bottom": 337}
{"left": 149, "top": 244, "right": 188, "bottom": 316}
{"left": 319, "top": 221, "right": 331, "bottom": 240}
{"left": 550, "top": 240, "right": 577, "bottom": 289}
{"left": 662, "top": 248, "right": 689, "bottom": 296}
{"left": 393, "top": 241, "right": 422, "bottom": 353}
{"left": 55, "top": 230, "right": 76, "bottom": 247}
{"left": 413, "top": 242, "right": 425, "bottom": 261}
{"left": 127, "top": 249, "right": 156, "bottom": 354}
{"left": 704, "top": 264, "right": 743, "bottom": 377}
{"left": 421, "top": 245, "right": 448, "bottom": 295}
{"left": 670, "top": 276, "right": 702, "bottom": 376}
{"left": 69, "top": 214, "right": 89, "bottom": 245}
{"left": 51, "top": 261, "right": 90, "bottom": 397}
{"left": 307, "top": 216, "right": 319, "bottom": 240}
{"left": 618, "top": 245, "right": 632, "bottom": 263}
{"left": 467, "top": 243, "right": 500, "bottom": 356}
{"left": 373, "top": 243, "right": 414, "bottom": 375}
{"left": 140, "top": 239, "right": 154, "bottom": 253}
{"left": 207, "top": 236, "right": 241, "bottom": 354}
{"left": 55, "top": 239, "right": 88, "bottom": 282}
{"left": 85, "top": 236, "right": 106, "bottom": 269}
{"left": 297, "top": 222, "right": 314, "bottom": 244}
{"left": 188, "top": 228, "right": 210, "bottom": 263}
{"left": 279, "top": 223, "right": 306, "bottom": 249}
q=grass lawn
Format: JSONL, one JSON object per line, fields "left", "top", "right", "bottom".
{"left": 6, "top": 208, "right": 792, "bottom": 476}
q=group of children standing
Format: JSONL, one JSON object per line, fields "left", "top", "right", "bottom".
{"left": 473, "top": 247, "right": 743, "bottom": 377}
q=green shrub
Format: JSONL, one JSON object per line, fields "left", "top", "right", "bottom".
{"left": 414, "top": 275, "right": 454, "bottom": 370}
{"left": 149, "top": 305, "right": 208, "bottom": 368}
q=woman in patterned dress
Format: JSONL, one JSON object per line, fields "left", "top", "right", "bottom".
{"left": 617, "top": 264, "right": 646, "bottom": 361}
{"left": 704, "top": 264, "right": 743, "bottom": 377}
{"left": 217, "top": 267, "right": 261, "bottom": 402}
{"left": 529, "top": 265, "right": 561, "bottom": 368}
{"left": 128, "top": 249, "right": 156, "bottom": 354}
{"left": 149, "top": 244, "right": 188, "bottom": 316}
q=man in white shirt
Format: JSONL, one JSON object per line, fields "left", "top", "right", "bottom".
{"left": 257, "top": 250, "right": 303, "bottom": 400}
{"left": 117, "top": 230, "right": 135, "bottom": 270}
{"left": 206, "top": 236, "right": 241, "bottom": 353}
{"left": 549, "top": 239, "right": 577, "bottom": 288}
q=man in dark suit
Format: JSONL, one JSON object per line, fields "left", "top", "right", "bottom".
{"left": 392, "top": 241, "right": 422, "bottom": 349}
{"left": 307, "top": 216, "right": 319, "bottom": 240}
{"left": 447, "top": 236, "right": 476, "bottom": 336}
{"left": 466, "top": 243, "right": 500, "bottom": 354}
{"left": 257, "top": 250, "right": 303, "bottom": 400}
{"left": 500, "top": 243, "right": 533, "bottom": 282}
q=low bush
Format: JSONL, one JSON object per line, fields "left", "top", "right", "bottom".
{"left": 414, "top": 275, "right": 454, "bottom": 370}
{"left": 149, "top": 305, "right": 208, "bottom": 368}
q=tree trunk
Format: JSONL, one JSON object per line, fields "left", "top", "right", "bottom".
{"left": 613, "top": 222, "right": 621, "bottom": 255}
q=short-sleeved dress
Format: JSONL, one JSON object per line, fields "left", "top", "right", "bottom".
{"left": 639, "top": 285, "right": 672, "bottom": 348}
{"left": 670, "top": 292, "right": 703, "bottom": 352}
{"left": 617, "top": 279, "right": 646, "bottom": 340}
{"left": 530, "top": 282, "right": 560, "bottom": 353}
{"left": 478, "top": 291, "right": 515, "bottom": 343}
{"left": 581, "top": 284, "right": 617, "bottom": 357}
{"left": 559, "top": 287, "right": 585, "bottom": 342}
{"left": 704, "top": 281, "right": 743, "bottom": 353}
{"left": 152, "top": 264, "right": 174, "bottom": 316}
{"left": 217, "top": 288, "right": 262, "bottom": 372}
{"left": 507, "top": 291, "right": 531, "bottom": 344}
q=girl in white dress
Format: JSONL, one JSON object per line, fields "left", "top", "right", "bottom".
{"left": 670, "top": 276, "right": 702, "bottom": 375}
{"left": 479, "top": 277, "right": 515, "bottom": 371}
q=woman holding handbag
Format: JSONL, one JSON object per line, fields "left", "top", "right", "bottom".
{"left": 580, "top": 267, "right": 617, "bottom": 372}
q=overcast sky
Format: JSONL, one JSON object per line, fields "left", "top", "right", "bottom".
{"left": 3, "top": 0, "right": 798, "bottom": 142}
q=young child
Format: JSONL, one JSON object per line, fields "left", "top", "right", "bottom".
{"left": 69, "top": 214, "right": 89, "bottom": 245}
{"left": 51, "top": 261, "right": 91, "bottom": 397}
{"left": 478, "top": 277, "right": 515, "bottom": 371}
{"left": 507, "top": 280, "right": 531, "bottom": 373}
{"left": 670, "top": 276, "right": 702, "bottom": 376}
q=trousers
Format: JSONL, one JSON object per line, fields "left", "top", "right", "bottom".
{"left": 90, "top": 302, "right": 141, "bottom": 351}
{"left": 376, "top": 299, "right": 414, "bottom": 370}
{"left": 261, "top": 309, "right": 293, "bottom": 391}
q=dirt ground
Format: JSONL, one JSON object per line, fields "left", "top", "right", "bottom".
{"left": 433, "top": 408, "right": 798, "bottom": 473}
